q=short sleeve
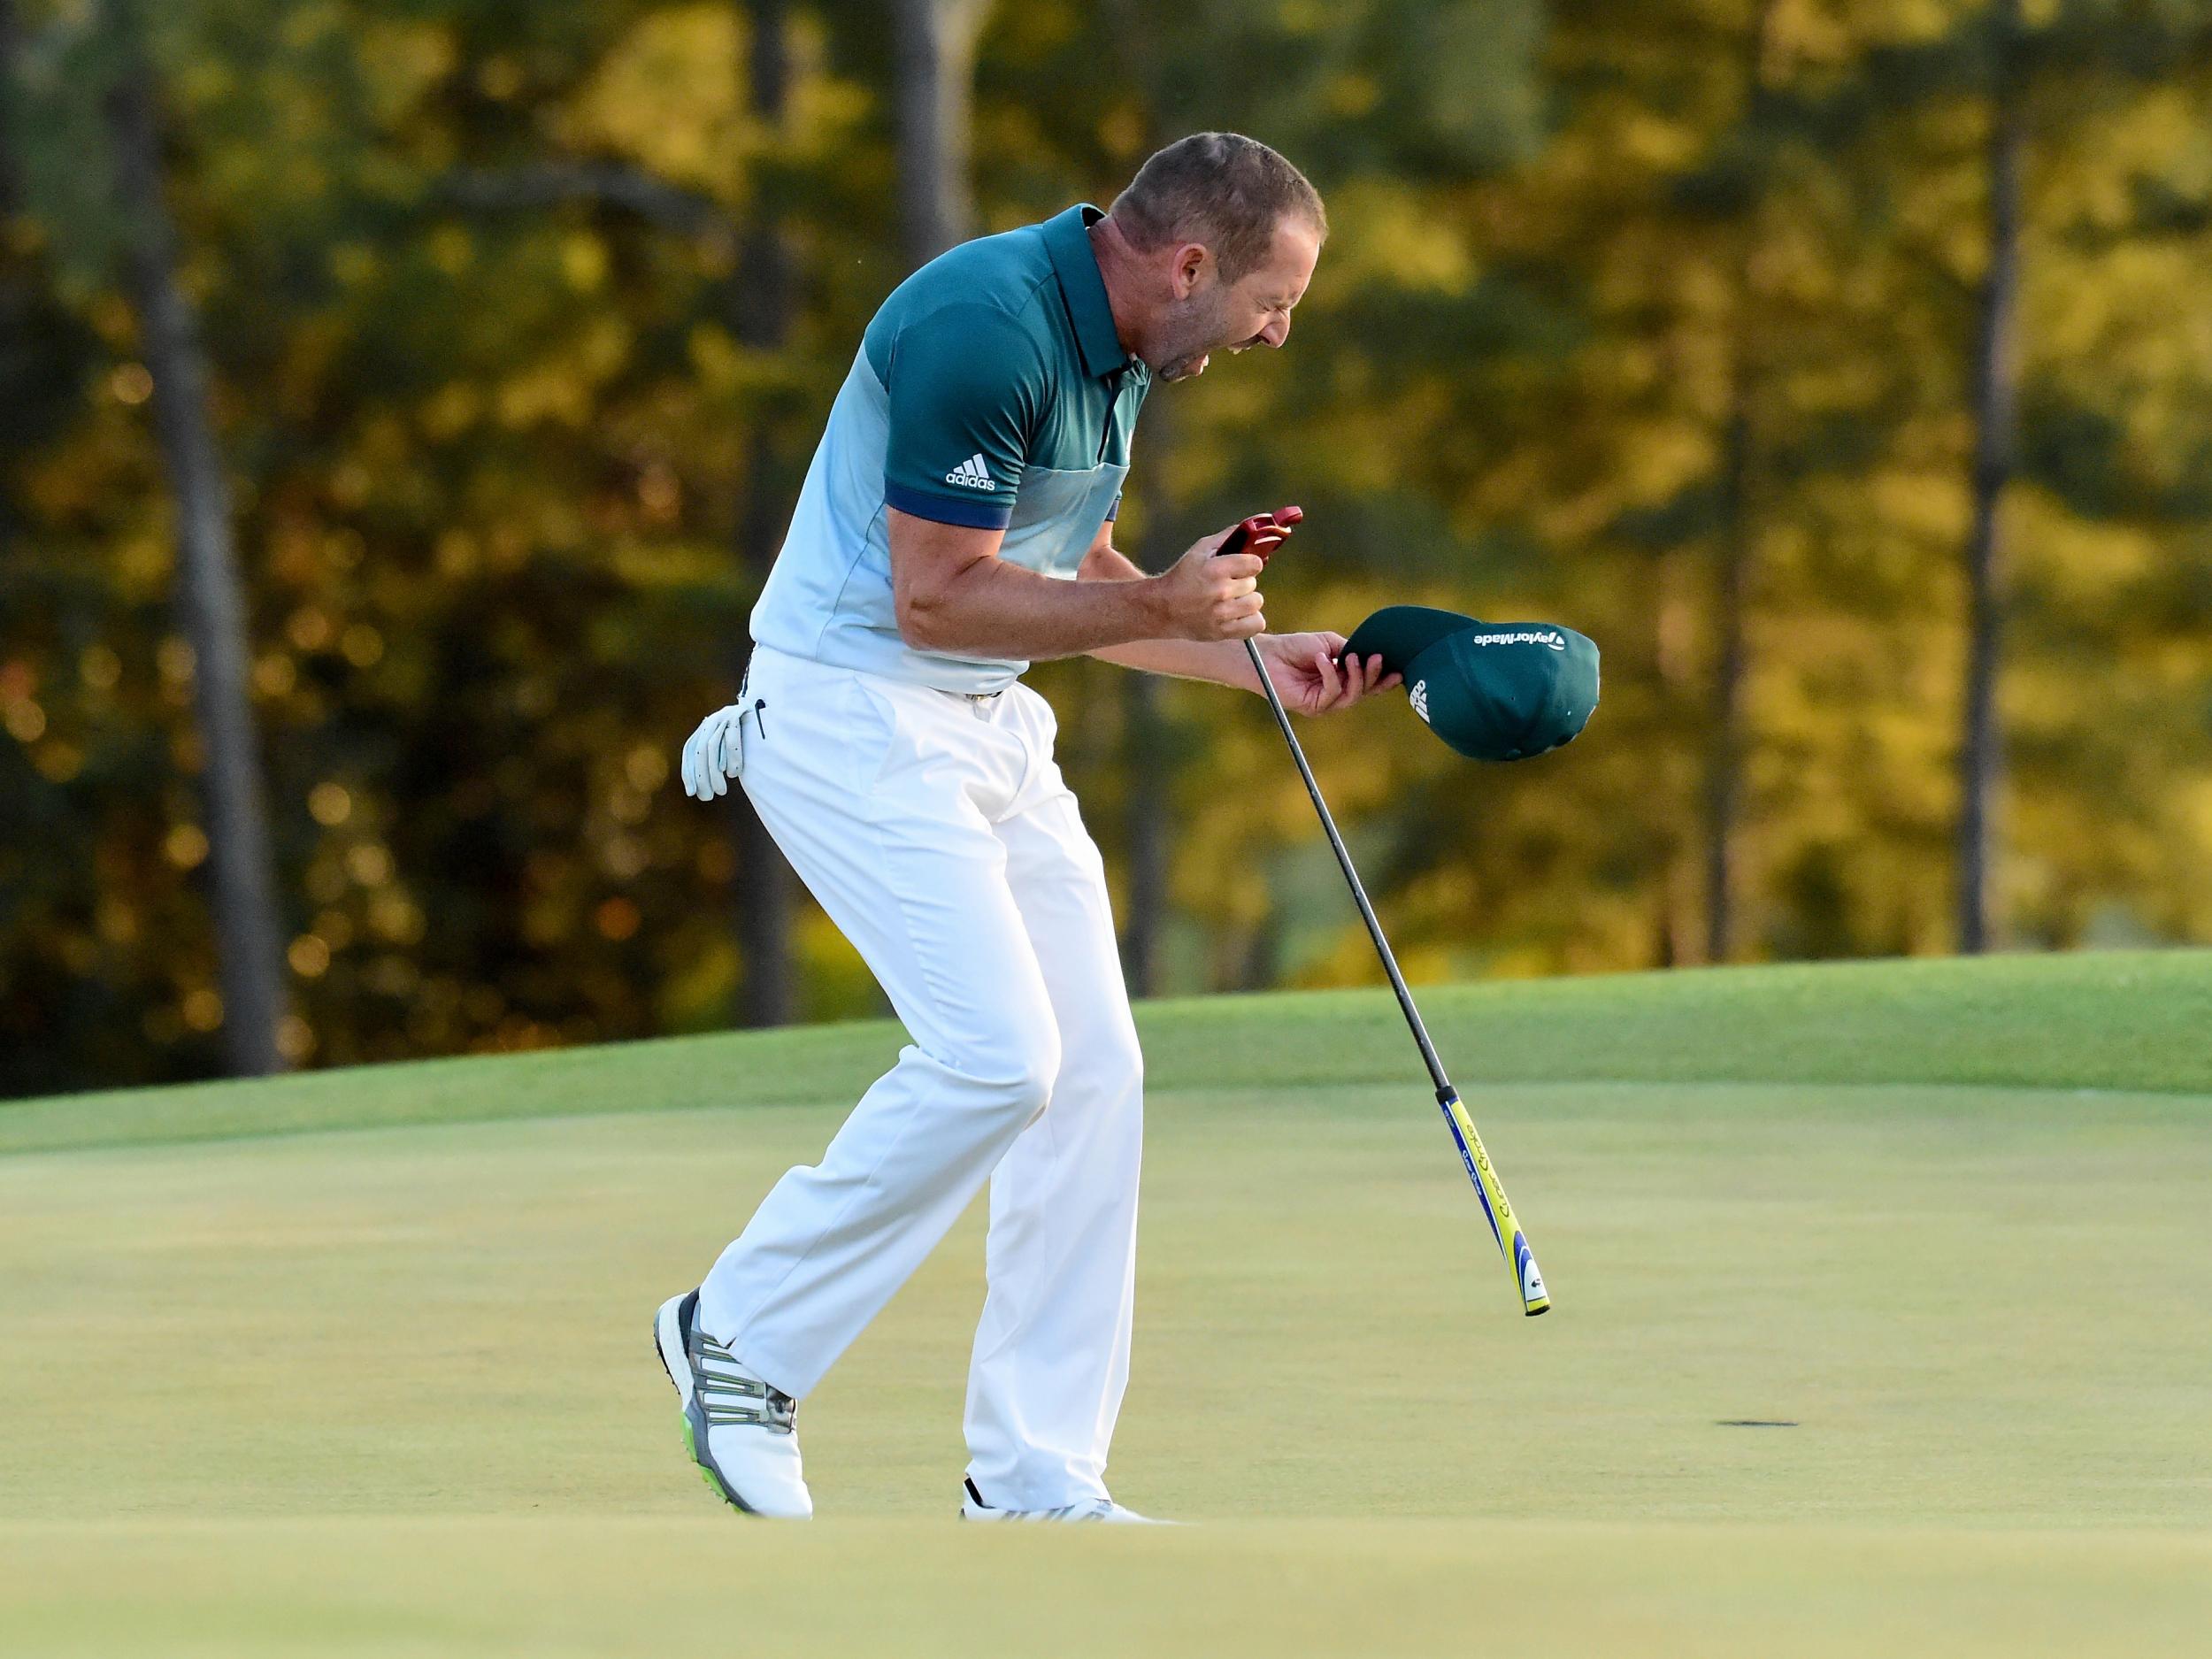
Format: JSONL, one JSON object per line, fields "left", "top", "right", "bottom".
{"left": 882, "top": 304, "right": 1043, "bottom": 531}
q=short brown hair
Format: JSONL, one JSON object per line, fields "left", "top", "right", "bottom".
{"left": 1108, "top": 133, "right": 1326, "bottom": 286}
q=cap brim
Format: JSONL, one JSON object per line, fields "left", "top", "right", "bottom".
{"left": 1340, "top": 605, "right": 1479, "bottom": 678}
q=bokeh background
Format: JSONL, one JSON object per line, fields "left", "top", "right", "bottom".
{"left": 3, "top": 0, "right": 2208, "bottom": 1098}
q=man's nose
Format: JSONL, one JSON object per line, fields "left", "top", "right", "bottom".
{"left": 1262, "top": 313, "right": 1291, "bottom": 349}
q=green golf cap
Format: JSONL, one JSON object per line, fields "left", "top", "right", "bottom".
{"left": 1342, "top": 604, "right": 1600, "bottom": 762}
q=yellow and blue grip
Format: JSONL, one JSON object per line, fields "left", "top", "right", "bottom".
{"left": 1438, "top": 1088, "right": 1550, "bottom": 1317}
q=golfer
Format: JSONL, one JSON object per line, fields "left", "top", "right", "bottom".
{"left": 664, "top": 133, "right": 1396, "bottom": 1522}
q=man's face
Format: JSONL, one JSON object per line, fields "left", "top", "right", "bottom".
{"left": 1152, "top": 216, "right": 1321, "bottom": 383}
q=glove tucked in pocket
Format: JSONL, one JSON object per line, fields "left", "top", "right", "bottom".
{"left": 681, "top": 702, "right": 758, "bottom": 800}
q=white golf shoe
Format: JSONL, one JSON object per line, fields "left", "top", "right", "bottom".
{"left": 654, "top": 1290, "right": 811, "bottom": 1518}
{"left": 959, "top": 1478, "right": 1168, "bottom": 1524}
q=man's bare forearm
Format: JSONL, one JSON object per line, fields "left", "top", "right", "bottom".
{"left": 899, "top": 545, "right": 1172, "bottom": 659}
{"left": 1079, "top": 544, "right": 1261, "bottom": 690}
{"left": 893, "top": 507, "right": 1264, "bottom": 664}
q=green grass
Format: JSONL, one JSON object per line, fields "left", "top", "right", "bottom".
{"left": 9, "top": 948, "right": 2211, "bottom": 1157}
{"left": 4, "top": 950, "right": 2209, "bottom": 1655}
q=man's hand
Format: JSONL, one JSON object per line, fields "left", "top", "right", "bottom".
{"left": 1151, "top": 528, "right": 1271, "bottom": 641}
{"left": 1251, "top": 632, "right": 1401, "bottom": 716}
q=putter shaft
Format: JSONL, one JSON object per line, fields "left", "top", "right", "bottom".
{"left": 1241, "top": 640, "right": 1449, "bottom": 1094}
{"left": 1243, "top": 637, "right": 1550, "bottom": 1317}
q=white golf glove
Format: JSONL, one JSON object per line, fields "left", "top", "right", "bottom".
{"left": 681, "top": 703, "right": 750, "bottom": 800}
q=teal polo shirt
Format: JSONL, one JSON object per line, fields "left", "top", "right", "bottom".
{"left": 749, "top": 204, "right": 1152, "bottom": 694}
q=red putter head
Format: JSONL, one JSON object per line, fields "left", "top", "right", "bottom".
{"left": 1215, "top": 504, "right": 1303, "bottom": 563}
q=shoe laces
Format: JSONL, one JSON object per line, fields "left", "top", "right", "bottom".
{"left": 692, "top": 1328, "right": 796, "bottom": 1434}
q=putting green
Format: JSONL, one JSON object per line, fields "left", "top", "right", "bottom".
{"left": 4, "top": 953, "right": 2208, "bottom": 1655}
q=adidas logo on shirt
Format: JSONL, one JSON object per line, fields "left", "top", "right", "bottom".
{"left": 944, "top": 454, "right": 995, "bottom": 490}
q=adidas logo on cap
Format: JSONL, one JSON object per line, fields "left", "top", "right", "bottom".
{"left": 944, "top": 454, "right": 995, "bottom": 490}
{"left": 1409, "top": 680, "right": 1431, "bottom": 724}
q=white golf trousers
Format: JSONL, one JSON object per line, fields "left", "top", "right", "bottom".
{"left": 696, "top": 641, "right": 1144, "bottom": 1511}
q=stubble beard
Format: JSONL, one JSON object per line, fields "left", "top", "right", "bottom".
{"left": 1150, "top": 285, "right": 1233, "bottom": 383}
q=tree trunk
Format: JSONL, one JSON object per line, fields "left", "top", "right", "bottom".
{"left": 1959, "top": 0, "right": 2024, "bottom": 956}
{"left": 1649, "top": 554, "right": 1700, "bottom": 964}
{"left": 727, "top": 0, "right": 796, "bottom": 1027}
{"left": 892, "top": 0, "right": 987, "bottom": 269}
{"left": 1705, "top": 398, "right": 1753, "bottom": 964}
{"left": 105, "top": 9, "right": 287, "bottom": 1074}
{"left": 1702, "top": 0, "right": 1779, "bottom": 966}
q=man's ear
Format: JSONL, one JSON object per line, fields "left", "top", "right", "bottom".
{"left": 1171, "top": 242, "right": 1210, "bottom": 300}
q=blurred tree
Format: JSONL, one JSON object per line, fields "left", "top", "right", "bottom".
{"left": 0, "top": 0, "right": 48, "bottom": 554}
{"left": 1959, "top": 0, "right": 2026, "bottom": 954}
{"left": 2, "top": 0, "right": 114, "bottom": 1094}
{"left": 1701, "top": 0, "right": 1784, "bottom": 964}
{"left": 1991, "top": 0, "right": 2212, "bottom": 947}
{"left": 103, "top": 0, "right": 288, "bottom": 1072}
{"left": 892, "top": 0, "right": 987, "bottom": 265}
{"left": 725, "top": 0, "right": 797, "bottom": 1027}
{"left": 2, "top": 0, "right": 2209, "bottom": 1099}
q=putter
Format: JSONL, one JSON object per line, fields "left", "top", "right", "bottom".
{"left": 1217, "top": 510, "right": 1550, "bottom": 1317}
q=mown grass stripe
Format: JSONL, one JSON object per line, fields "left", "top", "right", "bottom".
{"left": 4, "top": 950, "right": 2206, "bottom": 1156}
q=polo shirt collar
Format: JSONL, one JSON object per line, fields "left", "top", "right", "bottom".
{"left": 1044, "top": 204, "right": 1134, "bottom": 380}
